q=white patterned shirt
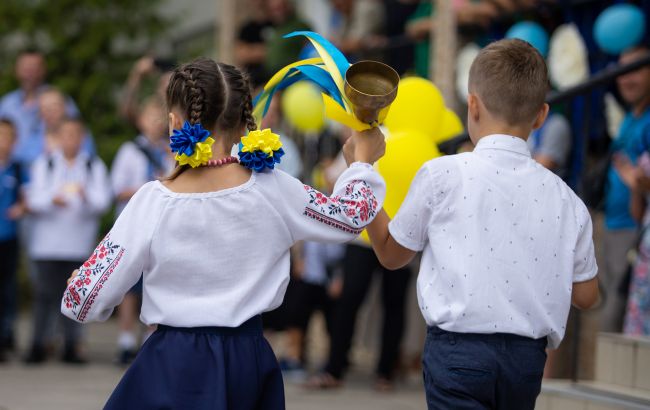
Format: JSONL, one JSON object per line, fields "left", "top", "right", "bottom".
{"left": 61, "top": 163, "right": 384, "bottom": 327}
{"left": 389, "top": 134, "right": 597, "bottom": 348}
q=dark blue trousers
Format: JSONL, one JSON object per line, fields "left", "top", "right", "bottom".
{"left": 105, "top": 316, "right": 285, "bottom": 410}
{"left": 422, "top": 327, "right": 547, "bottom": 410}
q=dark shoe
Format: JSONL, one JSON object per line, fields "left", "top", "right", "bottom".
{"left": 62, "top": 346, "right": 87, "bottom": 365}
{"left": 0, "top": 348, "right": 7, "bottom": 363}
{"left": 115, "top": 349, "right": 137, "bottom": 366}
{"left": 24, "top": 346, "right": 47, "bottom": 364}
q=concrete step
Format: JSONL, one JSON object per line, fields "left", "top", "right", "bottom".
{"left": 595, "top": 332, "right": 650, "bottom": 392}
{"left": 537, "top": 380, "right": 650, "bottom": 410}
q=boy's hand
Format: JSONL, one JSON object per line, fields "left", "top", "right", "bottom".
{"left": 343, "top": 127, "right": 386, "bottom": 165}
{"left": 613, "top": 153, "right": 641, "bottom": 190}
{"left": 6, "top": 203, "right": 25, "bottom": 220}
{"left": 52, "top": 195, "right": 67, "bottom": 207}
{"left": 67, "top": 269, "right": 79, "bottom": 285}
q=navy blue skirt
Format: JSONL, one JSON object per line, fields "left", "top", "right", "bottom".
{"left": 105, "top": 316, "right": 285, "bottom": 410}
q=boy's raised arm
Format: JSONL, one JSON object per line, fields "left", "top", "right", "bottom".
{"left": 366, "top": 209, "right": 417, "bottom": 270}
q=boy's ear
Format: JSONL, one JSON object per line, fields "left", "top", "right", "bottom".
{"left": 532, "top": 103, "right": 550, "bottom": 130}
{"left": 467, "top": 93, "right": 480, "bottom": 122}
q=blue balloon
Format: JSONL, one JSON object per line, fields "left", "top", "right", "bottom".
{"left": 506, "top": 21, "right": 549, "bottom": 57}
{"left": 594, "top": 4, "right": 646, "bottom": 55}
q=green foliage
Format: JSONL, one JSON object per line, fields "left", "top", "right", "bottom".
{"left": 0, "top": 0, "right": 167, "bottom": 164}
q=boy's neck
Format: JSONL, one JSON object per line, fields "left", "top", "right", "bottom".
{"left": 472, "top": 124, "right": 533, "bottom": 144}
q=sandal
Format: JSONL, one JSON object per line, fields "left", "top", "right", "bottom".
{"left": 374, "top": 377, "right": 394, "bottom": 392}
{"left": 303, "top": 372, "right": 343, "bottom": 389}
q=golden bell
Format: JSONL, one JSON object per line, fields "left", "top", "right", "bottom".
{"left": 344, "top": 60, "right": 400, "bottom": 127}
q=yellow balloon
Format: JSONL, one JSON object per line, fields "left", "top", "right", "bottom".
{"left": 384, "top": 77, "right": 445, "bottom": 136}
{"left": 434, "top": 108, "right": 464, "bottom": 145}
{"left": 281, "top": 81, "right": 325, "bottom": 133}
{"left": 360, "top": 129, "right": 441, "bottom": 243}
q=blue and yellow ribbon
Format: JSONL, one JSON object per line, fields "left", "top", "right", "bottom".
{"left": 252, "top": 31, "right": 372, "bottom": 131}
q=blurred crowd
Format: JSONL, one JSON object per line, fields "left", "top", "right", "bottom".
{"left": 0, "top": 0, "right": 649, "bottom": 395}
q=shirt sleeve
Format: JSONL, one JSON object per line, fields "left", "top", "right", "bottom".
{"left": 388, "top": 164, "right": 435, "bottom": 252}
{"left": 82, "top": 158, "right": 112, "bottom": 215}
{"left": 61, "top": 183, "right": 159, "bottom": 323}
{"left": 573, "top": 201, "right": 598, "bottom": 283}
{"left": 278, "top": 162, "right": 386, "bottom": 243}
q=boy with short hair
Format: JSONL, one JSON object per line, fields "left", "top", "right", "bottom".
{"left": 0, "top": 119, "right": 27, "bottom": 361}
{"left": 25, "top": 117, "right": 110, "bottom": 364}
{"left": 366, "top": 39, "right": 599, "bottom": 409}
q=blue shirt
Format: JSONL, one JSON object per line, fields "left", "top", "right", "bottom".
{"left": 605, "top": 109, "right": 650, "bottom": 230}
{"left": 0, "top": 162, "right": 27, "bottom": 241}
{"left": 0, "top": 87, "right": 93, "bottom": 167}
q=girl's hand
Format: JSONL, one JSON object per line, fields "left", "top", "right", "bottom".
{"left": 344, "top": 127, "right": 386, "bottom": 165}
{"left": 67, "top": 269, "right": 79, "bottom": 285}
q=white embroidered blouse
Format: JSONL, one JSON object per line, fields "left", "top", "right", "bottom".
{"left": 61, "top": 162, "right": 385, "bottom": 327}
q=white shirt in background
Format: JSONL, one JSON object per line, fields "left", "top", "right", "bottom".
{"left": 389, "top": 134, "right": 597, "bottom": 348}
{"left": 111, "top": 135, "right": 173, "bottom": 215}
{"left": 27, "top": 150, "right": 111, "bottom": 261}
{"left": 61, "top": 163, "right": 385, "bottom": 327}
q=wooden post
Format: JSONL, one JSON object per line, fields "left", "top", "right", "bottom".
{"left": 431, "top": 0, "right": 458, "bottom": 110}
{"left": 218, "top": 0, "right": 237, "bottom": 63}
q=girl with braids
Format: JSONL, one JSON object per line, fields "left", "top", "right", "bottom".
{"left": 59, "top": 57, "right": 386, "bottom": 409}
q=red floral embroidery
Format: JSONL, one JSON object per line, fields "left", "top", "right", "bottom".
{"left": 62, "top": 234, "right": 125, "bottom": 322}
{"left": 303, "top": 180, "right": 378, "bottom": 233}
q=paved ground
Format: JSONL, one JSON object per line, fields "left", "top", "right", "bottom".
{"left": 0, "top": 316, "right": 426, "bottom": 410}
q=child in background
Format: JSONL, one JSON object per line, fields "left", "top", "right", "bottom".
{"left": 111, "top": 97, "right": 173, "bottom": 364}
{"left": 25, "top": 118, "right": 111, "bottom": 364}
{"left": 38, "top": 89, "right": 95, "bottom": 157}
{"left": 615, "top": 148, "right": 650, "bottom": 336}
{"left": 366, "top": 39, "right": 599, "bottom": 409}
{"left": 0, "top": 119, "right": 27, "bottom": 362}
{"left": 61, "top": 58, "right": 385, "bottom": 409}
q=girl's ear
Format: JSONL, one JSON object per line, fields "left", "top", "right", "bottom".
{"left": 168, "top": 111, "right": 183, "bottom": 135}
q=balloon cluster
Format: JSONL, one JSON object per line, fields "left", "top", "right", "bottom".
{"left": 503, "top": 4, "right": 646, "bottom": 58}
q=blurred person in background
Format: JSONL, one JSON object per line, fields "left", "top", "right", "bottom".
{"left": 381, "top": 0, "right": 420, "bottom": 75}
{"left": 0, "top": 119, "right": 28, "bottom": 362}
{"left": 615, "top": 139, "right": 650, "bottom": 337}
{"left": 119, "top": 56, "right": 174, "bottom": 127}
{"left": 405, "top": 0, "right": 552, "bottom": 78}
{"left": 236, "top": 0, "right": 274, "bottom": 88}
{"left": 24, "top": 118, "right": 111, "bottom": 364}
{"left": 0, "top": 50, "right": 80, "bottom": 352}
{"left": 528, "top": 112, "right": 572, "bottom": 180}
{"left": 278, "top": 133, "right": 344, "bottom": 380}
{"left": 0, "top": 50, "right": 80, "bottom": 168}
{"left": 601, "top": 46, "right": 650, "bottom": 333}
{"left": 307, "top": 128, "right": 412, "bottom": 392}
{"left": 111, "top": 97, "right": 173, "bottom": 365}
{"left": 328, "top": 0, "right": 386, "bottom": 61}
{"left": 264, "top": 0, "right": 312, "bottom": 78}
{"left": 38, "top": 89, "right": 95, "bottom": 156}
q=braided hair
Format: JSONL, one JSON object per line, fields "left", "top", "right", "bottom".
{"left": 165, "top": 58, "right": 256, "bottom": 179}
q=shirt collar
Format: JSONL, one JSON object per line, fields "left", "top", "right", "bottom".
{"left": 473, "top": 134, "right": 531, "bottom": 158}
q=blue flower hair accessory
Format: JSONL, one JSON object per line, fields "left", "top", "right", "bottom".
{"left": 169, "top": 121, "right": 215, "bottom": 168}
{"left": 238, "top": 129, "right": 284, "bottom": 172}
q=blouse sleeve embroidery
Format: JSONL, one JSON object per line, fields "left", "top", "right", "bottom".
{"left": 62, "top": 234, "right": 126, "bottom": 322}
{"left": 302, "top": 179, "right": 379, "bottom": 235}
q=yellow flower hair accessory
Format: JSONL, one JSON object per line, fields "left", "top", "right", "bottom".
{"left": 238, "top": 129, "right": 285, "bottom": 172}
